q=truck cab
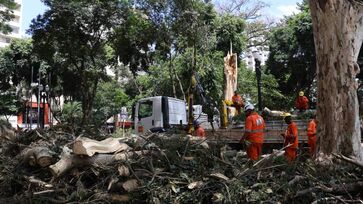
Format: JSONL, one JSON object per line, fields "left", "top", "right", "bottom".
{"left": 134, "top": 96, "right": 187, "bottom": 133}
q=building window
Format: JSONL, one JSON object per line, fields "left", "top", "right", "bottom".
{"left": 5, "top": 38, "right": 11, "bottom": 43}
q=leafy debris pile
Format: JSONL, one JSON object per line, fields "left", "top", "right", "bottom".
{"left": 0, "top": 126, "right": 362, "bottom": 203}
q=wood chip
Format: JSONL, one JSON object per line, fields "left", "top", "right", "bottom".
{"left": 118, "top": 165, "right": 130, "bottom": 177}
{"left": 210, "top": 173, "right": 229, "bottom": 181}
{"left": 187, "top": 181, "right": 204, "bottom": 189}
{"left": 122, "top": 179, "right": 139, "bottom": 192}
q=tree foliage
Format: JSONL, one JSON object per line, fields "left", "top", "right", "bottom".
{"left": 266, "top": 2, "right": 316, "bottom": 98}
{"left": 29, "top": 0, "right": 126, "bottom": 124}
{"left": 0, "top": 0, "right": 17, "bottom": 34}
{"left": 0, "top": 39, "right": 42, "bottom": 116}
{"left": 93, "top": 80, "right": 129, "bottom": 125}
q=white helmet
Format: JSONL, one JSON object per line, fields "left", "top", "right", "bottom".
{"left": 244, "top": 103, "right": 254, "bottom": 111}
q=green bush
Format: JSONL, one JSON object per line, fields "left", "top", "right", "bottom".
{"left": 60, "top": 101, "right": 83, "bottom": 125}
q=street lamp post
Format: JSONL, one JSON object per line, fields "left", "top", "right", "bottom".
{"left": 37, "top": 84, "right": 43, "bottom": 128}
{"left": 252, "top": 50, "right": 263, "bottom": 111}
{"left": 43, "top": 85, "right": 49, "bottom": 129}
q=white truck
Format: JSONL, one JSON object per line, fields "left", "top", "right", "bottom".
{"left": 133, "top": 96, "right": 309, "bottom": 146}
{"left": 134, "top": 96, "right": 188, "bottom": 133}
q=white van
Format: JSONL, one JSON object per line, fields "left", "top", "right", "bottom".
{"left": 134, "top": 96, "right": 187, "bottom": 133}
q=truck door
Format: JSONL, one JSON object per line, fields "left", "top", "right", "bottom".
{"left": 136, "top": 100, "right": 154, "bottom": 133}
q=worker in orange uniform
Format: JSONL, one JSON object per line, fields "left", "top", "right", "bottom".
{"left": 307, "top": 115, "right": 317, "bottom": 156}
{"left": 193, "top": 120, "right": 205, "bottom": 137}
{"left": 232, "top": 90, "right": 244, "bottom": 115}
{"left": 280, "top": 113, "right": 299, "bottom": 162}
{"left": 240, "top": 104, "right": 265, "bottom": 161}
{"left": 295, "top": 91, "right": 309, "bottom": 112}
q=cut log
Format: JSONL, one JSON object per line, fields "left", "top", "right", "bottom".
{"left": 262, "top": 107, "right": 285, "bottom": 117}
{"left": 21, "top": 146, "right": 54, "bottom": 167}
{"left": 49, "top": 146, "right": 150, "bottom": 177}
{"left": 73, "top": 136, "right": 130, "bottom": 156}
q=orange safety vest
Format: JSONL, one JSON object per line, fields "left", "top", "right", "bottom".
{"left": 194, "top": 127, "right": 205, "bottom": 137}
{"left": 232, "top": 94, "right": 243, "bottom": 104}
{"left": 244, "top": 112, "right": 265, "bottom": 143}
{"left": 284, "top": 122, "right": 299, "bottom": 149}
{"left": 295, "top": 96, "right": 309, "bottom": 110}
{"left": 307, "top": 119, "right": 317, "bottom": 140}
{"left": 307, "top": 119, "right": 317, "bottom": 154}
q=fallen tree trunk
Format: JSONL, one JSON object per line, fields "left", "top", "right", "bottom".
{"left": 21, "top": 146, "right": 54, "bottom": 167}
{"left": 49, "top": 147, "right": 150, "bottom": 177}
{"left": 73, "top": 136, "right": 130, "bottom": 156}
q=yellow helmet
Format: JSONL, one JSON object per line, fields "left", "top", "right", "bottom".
{"left": 299, "top": 91, "right": 304, "bottom": 96}
{"left": 282, "top": 112, "right": 291, "bottom": 119}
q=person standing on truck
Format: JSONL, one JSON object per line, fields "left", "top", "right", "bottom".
{"left": 307, "top": 115, "right": 317, "bottom": 157}
{"left": 232, "top": 90, "right": 244, "bottom": 115}
{"left": 295, "top": 91, "right": 309, "bottom": 112}
{"left": 240, "top": 104, "right": 265, "bottom": 161}
{"left": 193, "top": 120, "right": 205, "bottom": 137}
{"left": 281, "top": 113, "right": 299, "bottom": 162}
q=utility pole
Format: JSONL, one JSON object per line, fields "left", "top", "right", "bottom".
{"left": 252, "top": 50, "right": 262, "bottom": 111}
{"left": 255, "top": 59, "right": 262, "bottom": 111}
{"left": 37, "top": 68, "right": 41, "bottom": 128}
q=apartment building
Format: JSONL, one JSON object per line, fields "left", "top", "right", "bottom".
{"left": 0, "top": 0, "right": 23, "bottom": 48}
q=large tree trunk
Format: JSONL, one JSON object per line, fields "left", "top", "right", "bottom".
{"left": 223, "top": 51, "right": 238, "bottom": 101}
{"left": 309, "top": 0, "right": 363, "bottom": 159}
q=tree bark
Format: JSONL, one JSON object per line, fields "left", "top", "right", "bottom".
{"left": 22, "top": 146, "right": 54, "bottom": 167}
{"left": 49, "top": 146, "right": 150, "bottom": 177}
{"left": 169, "top": 53, "right": 177, "bottom": 98}
{"left": 73, "top": 136, "right": 130, "bottom": 156}
{"left": 309, "top": 0, "right": 363, "bottom": 160}
{"left": 223, "top": 51, "right": 238, "bottom": 101}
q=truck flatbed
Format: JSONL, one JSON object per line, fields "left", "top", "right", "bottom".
{"left": 205, "top": 119, "right": 309, "bottom": 144}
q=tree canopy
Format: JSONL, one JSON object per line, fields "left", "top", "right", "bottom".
{"left": 266, "top": 2, "right": 316, "bottom": 101}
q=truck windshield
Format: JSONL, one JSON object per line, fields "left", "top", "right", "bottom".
{"left": 138, "top": 101, "right": 153, "bottom": 118}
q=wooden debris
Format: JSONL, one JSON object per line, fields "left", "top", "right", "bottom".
{"left": 122, "top": 179, "right": 139, "bottom": 192}
{"left": 118, "top": 165, "right": 130, "bottom": 177}
{"left": 26, "top": 176, "right": 53, "bottom": 188}
{"left": 295, "top": 181, "right": 363, "bottom": 197}
{"left": 111, "top": 194, "right": 130, "bottom": 202}
{"left": 73, "top": 136, "right": 129, "bottom": 156}
{"left": 21, "top": 146, "right": 54, "bottom": 167}
{"left": 212, "top": 192, "right": 224, "bottom": 203}
{"left": 263, "top": 107, "right": 285, "bottom": 117}
{"left": 288, "top": 175, "right": 305, "bottom": 186}
{"left": 187, "top": 181, "right": 204, "bottom": 189}
{"left": 333, "top": 153, "right": 363, "bottom": 169}
{"left": 210, "top": 173, "right": 229, "bottom": 181}
{"left": 49, "top": 146, "right": 150, "bottom": 177}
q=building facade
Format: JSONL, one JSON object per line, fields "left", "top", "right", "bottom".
{"left": 0, "top": 0, "right": 23, "bottom": 48}
{"left": 243, "top": 47, "right": 269, "bottom": 71}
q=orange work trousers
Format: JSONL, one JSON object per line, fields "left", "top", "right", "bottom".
{"left": 285, "top": 147, "right": 297, "bottom": 162}
{"left": 247, "top": 143, "right": 263, "bottom": 161}
{"left": 308, "top": 138, "right": 316, "bottom": 156}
